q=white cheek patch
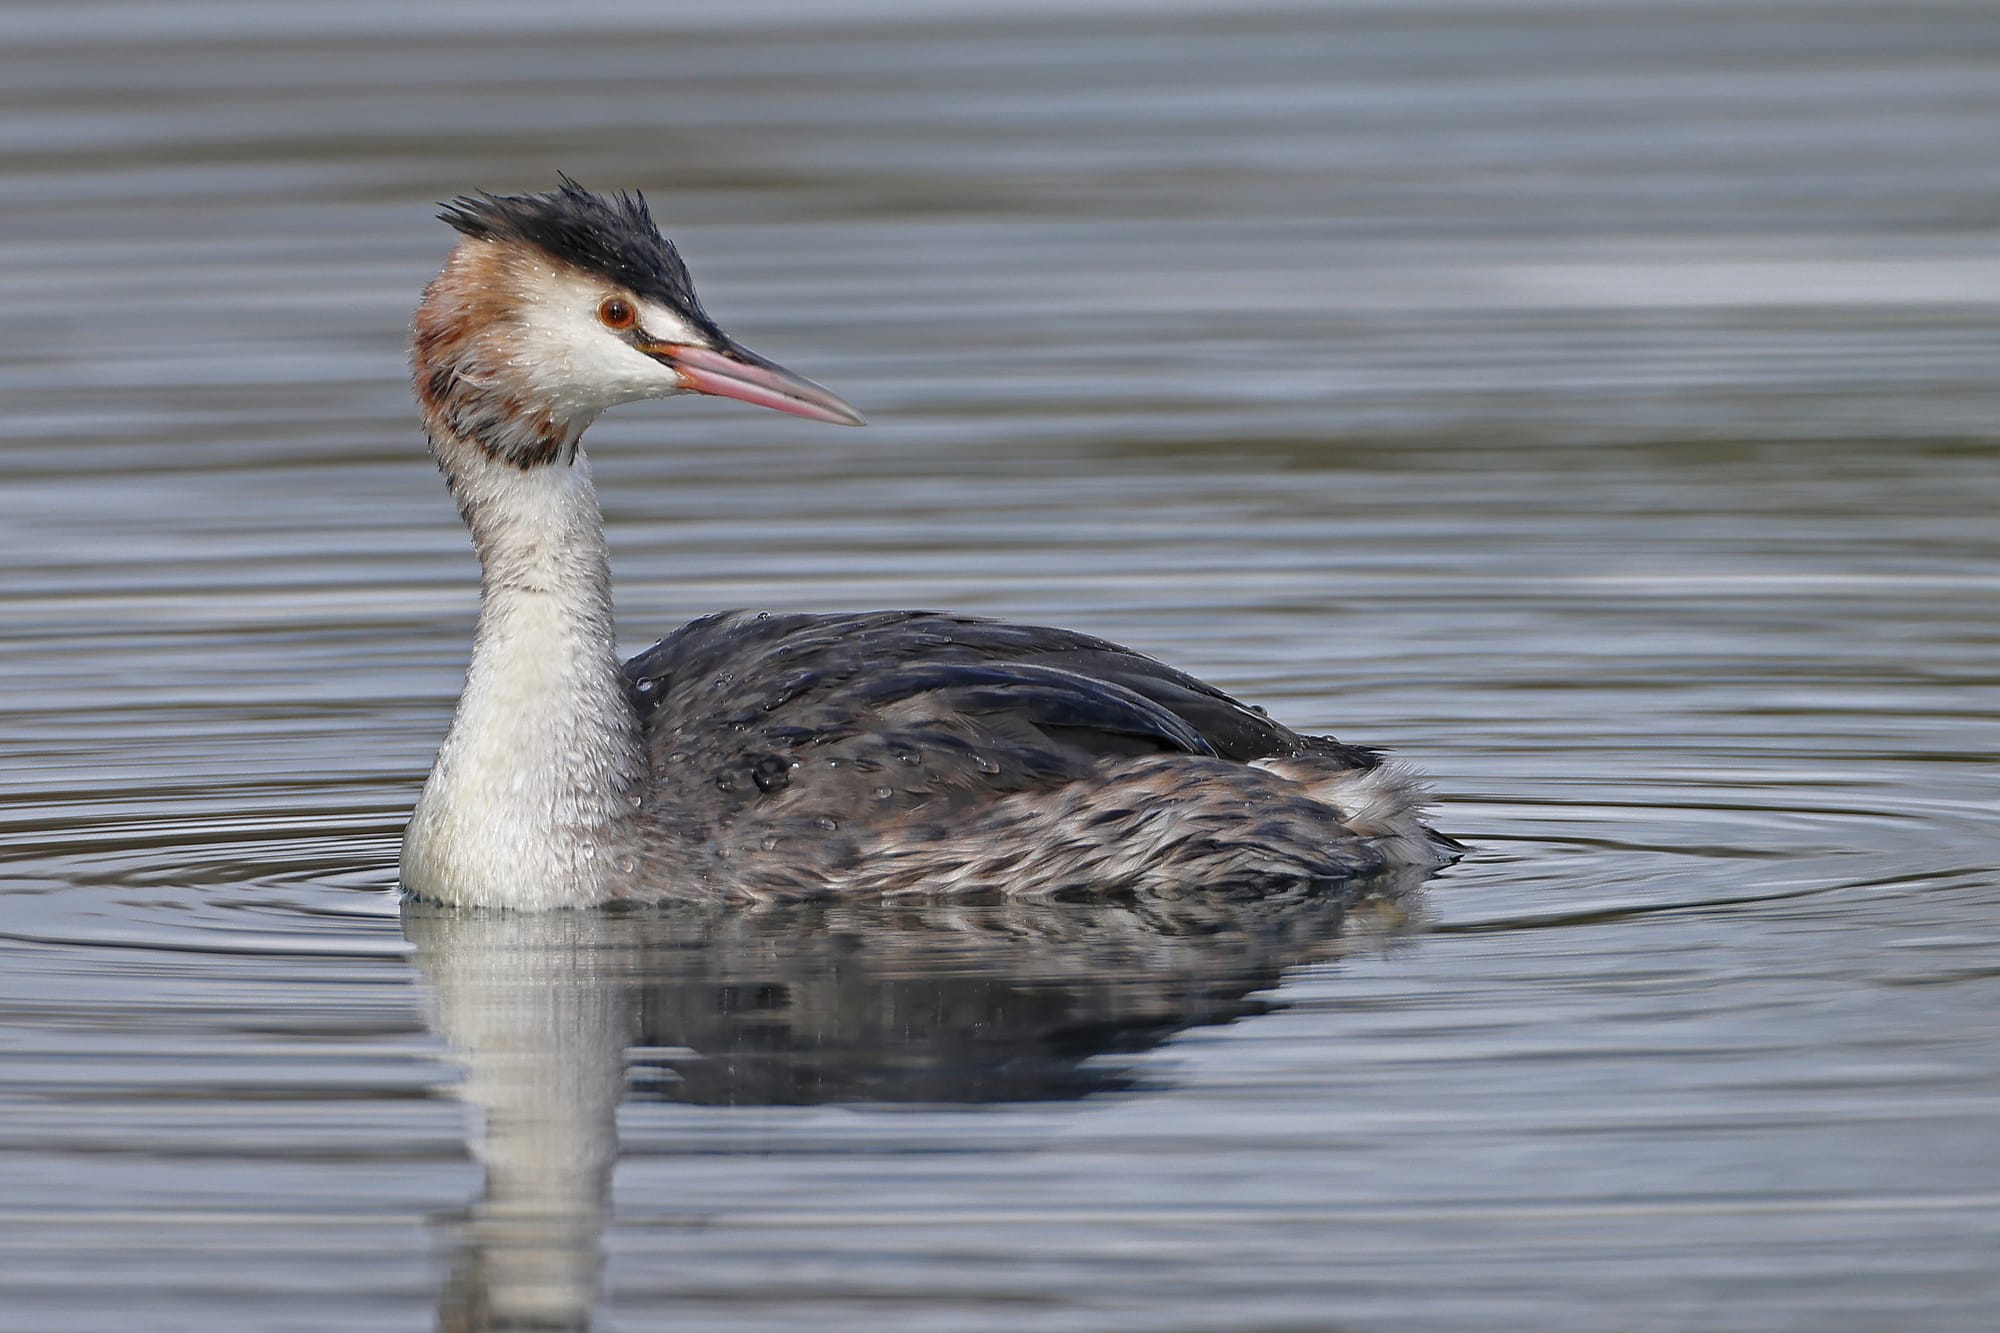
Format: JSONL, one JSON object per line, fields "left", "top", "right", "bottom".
{"left": 507, "top": 273, "right": 693, "bottom": 416}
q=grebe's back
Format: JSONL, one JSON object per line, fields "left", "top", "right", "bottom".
{"left": 620, "top": 608, "right": 1450, "bottom": 901}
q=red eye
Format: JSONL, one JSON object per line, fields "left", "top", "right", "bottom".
{"left": 598, "top": 297, "right": 636, "bottom": 330}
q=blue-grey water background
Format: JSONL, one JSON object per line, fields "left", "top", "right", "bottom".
{"left": 2, "top": 1, "right": 1998, "bottom": 1329}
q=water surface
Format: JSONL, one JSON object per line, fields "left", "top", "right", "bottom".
{"left": 2, "top": 2, "right": 1998, "bottom": 1329}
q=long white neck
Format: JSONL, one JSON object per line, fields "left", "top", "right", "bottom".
{"left": 402, "top": 438, "right": 647, "bottom": 909}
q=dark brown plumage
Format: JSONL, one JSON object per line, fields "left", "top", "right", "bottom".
{"left": 620, "top": 610, "right": 1448, "bottom": 901}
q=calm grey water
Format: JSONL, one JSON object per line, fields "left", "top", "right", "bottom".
{"left": 2, "top": 2, "right": 1998, "bottom": 1329}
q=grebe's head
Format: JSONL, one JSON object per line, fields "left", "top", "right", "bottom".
{"left": 413, "top": 176, "right": 862, "bottom": 468}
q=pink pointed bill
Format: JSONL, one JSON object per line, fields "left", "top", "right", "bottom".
{"left": 648, "top": 341, "right": 866, "bottom": 427}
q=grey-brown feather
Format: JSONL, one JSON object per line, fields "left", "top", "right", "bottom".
{"left": 619, "top": 610, "right": 1446, "bottom": 901}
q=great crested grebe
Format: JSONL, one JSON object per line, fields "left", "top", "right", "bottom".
{"left": 401, "top": 179, "right": 1455, "bottom": 909}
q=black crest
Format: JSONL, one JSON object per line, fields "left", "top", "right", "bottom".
{"left": 439, "top": 175, "right": 714, "bottom": 323}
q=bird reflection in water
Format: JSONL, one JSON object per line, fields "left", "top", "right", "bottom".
{"left": 404, "top": 872, "right": 1431, "bottom": 1330}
